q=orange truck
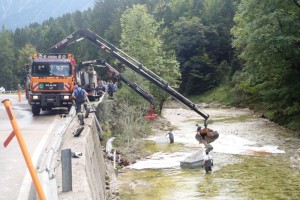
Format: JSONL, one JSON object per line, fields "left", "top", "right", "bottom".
{"left": 25, "top": 53, "right": 76, "bottom": 115}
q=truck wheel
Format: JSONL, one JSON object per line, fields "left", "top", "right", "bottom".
{"left": 32, "top": 105, "right": 41, "bottom": 115}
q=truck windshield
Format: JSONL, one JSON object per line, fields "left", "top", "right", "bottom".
{"left": 31, "top": 63, "right": 72, "bottom": 77}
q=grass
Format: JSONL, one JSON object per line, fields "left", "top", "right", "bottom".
{"left": 189, "top": 84, "right": 236, "bottom": 105}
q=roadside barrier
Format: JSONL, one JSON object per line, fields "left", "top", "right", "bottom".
{"left": 61, "top": 149, "right": 72, "bottom": 192}
{"left": 38, "top": 106, "right": 76, "bottom": 199}
{"left": 1, "top": 99, "right": 46, "bottom": 200}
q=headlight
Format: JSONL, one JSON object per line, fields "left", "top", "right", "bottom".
{"left": 63, "top": 95, "right": 70, "bottom": 100}
{"left": 32, "top": 95, "right": 39, "bottom": 100}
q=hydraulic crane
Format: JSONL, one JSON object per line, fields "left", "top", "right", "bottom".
{"left": 48, "top": 28, "right": 209, "bottom": 125}
{"left": 79, "top": 59, "right": 157, "bottom": 120}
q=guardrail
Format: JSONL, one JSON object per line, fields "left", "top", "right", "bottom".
{"left": 38, "top": 95, "right": 105, "bottom": 199}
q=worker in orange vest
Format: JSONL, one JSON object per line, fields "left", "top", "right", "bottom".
{"left": 17, "top": 84, "right": 22, "bottom": 102}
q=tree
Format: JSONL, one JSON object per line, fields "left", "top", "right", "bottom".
{"left": 0, "top": 30, "right": 17, "bottom": 90}
{"left": 17, "top": 44, "right": 37, "bottom": 80}
{"left": 164, "top": 16, "right": 219, "bottom": 94}
{"left": 231, "top": 0, "right": 300, "bottom": 126}
{"left": 120, "top": 4, "right": 180, "bottom": 112}
{"left": 202, "top": 0, "right": 236, "bottom": 64}
{"left": 154, "top": 0, "right": 205, "bottom": 27}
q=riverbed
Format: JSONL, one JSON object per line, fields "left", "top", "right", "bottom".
{"left": 118, "top": 105, "right": 300, "bottom": 200}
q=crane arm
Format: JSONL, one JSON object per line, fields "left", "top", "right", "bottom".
{"left": 48, "top": 28, "right": 209, "bottom": 122}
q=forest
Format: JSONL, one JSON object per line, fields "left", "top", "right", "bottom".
{"left": 0, "top": 0, "right": 299, "bottom": 131}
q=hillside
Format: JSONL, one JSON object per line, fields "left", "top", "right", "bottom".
{"left": 0, "top": 0, "right": 95, "bottom": 30}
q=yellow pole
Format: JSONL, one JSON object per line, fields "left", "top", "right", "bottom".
{"left": 2, "top": 99, "right": 46, "bottom": 200}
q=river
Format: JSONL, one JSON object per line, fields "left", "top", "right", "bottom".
{"left": 118, "top": 105, "right": 300, "bottom": 200}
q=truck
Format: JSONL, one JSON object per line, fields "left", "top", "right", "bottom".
{"left": 26, "top": 53, "right": 76, "bottom": 115}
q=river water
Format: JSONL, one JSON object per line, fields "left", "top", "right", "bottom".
{"left": 118, "top": 106, "right": 300, "bottom": 200}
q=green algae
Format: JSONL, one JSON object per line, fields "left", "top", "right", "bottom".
{"left": 119, "top": 154, "right": 300, "bottom": 200}
{"left": 212, "top": 113, "right": 254, "bottom": 123}
{"left": 144, "top": 140, "right": 186, "bottom": 154}
{"left": 216, "top": 155, "right": 300, "bottom": 200}
{"left": 118, "top": 106, "right": 300, "bottom": 200}
{"left": 119, "top": 169, "right": 211, "bottom": 200}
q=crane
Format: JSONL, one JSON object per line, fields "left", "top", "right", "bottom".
{"left": 48, "top": 28, "right": 209, "bottom": 126}
{"left": 78, "top": 59, "right": 157, "bottom": 120}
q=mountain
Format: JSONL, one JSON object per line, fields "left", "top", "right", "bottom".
{"left": 0, "top": 0, "right": 95, "bottom": 30}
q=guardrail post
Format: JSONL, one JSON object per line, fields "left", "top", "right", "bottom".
{"left": 61, "top": 148, "right": 72, "bottom": 192}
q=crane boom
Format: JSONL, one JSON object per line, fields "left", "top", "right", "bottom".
{"left": 48, "top": 28, "right": 209, "bottom": 122}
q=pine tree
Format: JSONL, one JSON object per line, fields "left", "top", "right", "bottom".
{"left": 0, "top": 29, "right": 17, "bottom": 90}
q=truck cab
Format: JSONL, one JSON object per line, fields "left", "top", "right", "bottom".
{"left": 27, "top": 53, "right": 76, "bottom": 115}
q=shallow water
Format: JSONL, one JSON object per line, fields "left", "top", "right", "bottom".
{"left": 118, "top": 107, "right": 300, "bottom": 200}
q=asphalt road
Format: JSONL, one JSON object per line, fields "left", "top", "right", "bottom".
{"left": 0, "top": 94, "right": 68, "bottom": 200}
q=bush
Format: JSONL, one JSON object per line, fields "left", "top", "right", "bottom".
{"left": 97, "top": 87, "right": 152, "bottom": 162}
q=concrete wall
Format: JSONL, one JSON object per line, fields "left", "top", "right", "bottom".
{"left": 56, "top": 115, "right": 106, "bottom": 199}
{"left": 85, "top": 118, "right": 106, "bottom": 199}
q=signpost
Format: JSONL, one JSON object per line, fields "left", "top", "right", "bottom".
{"left": 1, "top": 99, "right": 46, "bottom": 200}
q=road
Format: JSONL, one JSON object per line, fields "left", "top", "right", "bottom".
{"left": 0, "top": 94, "right": 68, "bottom": 200}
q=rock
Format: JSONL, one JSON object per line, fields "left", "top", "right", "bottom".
{"left": 221, "top": 105, "right": 231, "bottom": 109}
{"left": 180, "top": 149, "right": 205, "bottom": 169}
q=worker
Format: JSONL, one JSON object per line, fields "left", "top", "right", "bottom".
{"left": 107, "top": 80, "right": 114, "bottom": 99}
{"left": 72, "top": 84, "right": 87, "bottom": 125}
{"left": 113, "top": 82, "right": 118, "bottom": 92}
{"left": 202, "top": 151, "right": 213, "bottom": 173}
{"left": 17, "top": 84, "right": 22, "bottom": 102}
{"left": 195, "top": 124, "right": 203, "bottom": 143}
{"left": 165, "top": 129, "right": 174, "bottom": 143}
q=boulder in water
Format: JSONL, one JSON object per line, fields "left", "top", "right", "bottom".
{"left": 180, "top": 149, "right": 205, "bottom": 169}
